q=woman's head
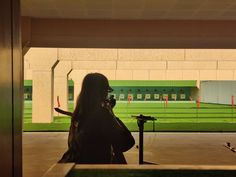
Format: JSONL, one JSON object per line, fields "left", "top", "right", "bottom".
{"left": 73, "top": 73, "right": 112, "bottom": 120}
{"left": 81, "top": 73, "right": 112, "bottom": 102}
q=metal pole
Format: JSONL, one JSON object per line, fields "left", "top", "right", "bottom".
{"left": 138, "top": 119, "right": 144, "bottom": 164}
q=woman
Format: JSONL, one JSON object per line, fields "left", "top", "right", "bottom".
{"left": 59, "top": 73, "right": 135, "bottom": 164}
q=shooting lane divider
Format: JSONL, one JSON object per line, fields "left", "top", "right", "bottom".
{"left": 57, "top": 96, "right": 61, "bottom": 107}
{"left": 197, "top": 96, "right": 200, "bottom": 109}
{"left": 232, "top": 95, "right": 234, "bottom": 108}
{"left": 166, "top": 96, "right": 168, "bottom": 107}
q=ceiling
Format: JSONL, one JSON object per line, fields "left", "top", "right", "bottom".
{"left": 21, "top": 0, "right": 236, "bottom": 20}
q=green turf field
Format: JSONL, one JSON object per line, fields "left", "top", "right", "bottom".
{"left": 23, "top": 101, "right": 236, "bottom": 132}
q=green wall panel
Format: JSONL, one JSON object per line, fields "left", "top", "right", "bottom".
{"left": 24, "top": 80, "right": 196, "bottom": 101}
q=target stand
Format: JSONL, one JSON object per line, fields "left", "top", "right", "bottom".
{"left": 132, "top": 114, "right": 157, "bottom": 165}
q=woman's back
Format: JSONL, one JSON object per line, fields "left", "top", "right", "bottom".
{"left": 75, "top": 105, "right": 134, "bottom": 164}
{"left": 75, "top": 106, "right": 114, "bottom": 164}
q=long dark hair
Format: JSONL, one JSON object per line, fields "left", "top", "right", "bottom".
{"left": 72, "top": 73, "right": 110, "bottom": 123}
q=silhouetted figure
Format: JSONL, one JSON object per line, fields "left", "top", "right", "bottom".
{"left": 58, "top": 73, "right": 134, "bottom": 164}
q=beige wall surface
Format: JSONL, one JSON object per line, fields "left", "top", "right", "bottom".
{"left": 25, "top": 48, "right": 236, "bottom": 82}
{"left": 25, "top": 48, "right": 58, "bottom": 123}
{"left": 24, "top": 48, "right": 236, "bottom": 122}
{"left": 32, "top": 70, "right": 53, "bottom": 123}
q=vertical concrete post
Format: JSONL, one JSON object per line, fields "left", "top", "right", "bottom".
{"left": 25, "top": 48, "right": 58, "bottom": 123}
{"left": 54, "top": 61, "right": 72, "bottom": 115}
{"left": 32, "top": 70, "right": 54, "bottom": 122}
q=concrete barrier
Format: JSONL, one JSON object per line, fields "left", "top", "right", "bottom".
{"left": 42, "top": 163, "right": 75, "bottom": 177}
{"left": 69, "top": 165, "right": 236, "bottom": 177}
{"left": 43, "top": 164, "right": 236, "bottom": 177}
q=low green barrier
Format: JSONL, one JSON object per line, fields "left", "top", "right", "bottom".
{"left": 23, "top": 102, "right": 236, "bottom": 132}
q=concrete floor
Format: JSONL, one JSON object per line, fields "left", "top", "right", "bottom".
{"left": 23, "top": 132, "right": 236, "bottom": 177}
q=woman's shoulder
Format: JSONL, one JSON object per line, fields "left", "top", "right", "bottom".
{"left": 90, "top": 105, "right": 113, "bottom": 122}
{"left": 86, "top": 106, "right": 113, "bottom": 128}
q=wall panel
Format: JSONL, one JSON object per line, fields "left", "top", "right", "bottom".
{"left": 200, "top": 81, "right": 236, "bottom": 105}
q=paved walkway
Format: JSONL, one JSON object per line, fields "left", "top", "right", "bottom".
{"left": 23, "top": 132, "right": 236, "bottom": 177}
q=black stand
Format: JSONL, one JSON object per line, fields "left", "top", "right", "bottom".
{"left": 132, "top": 114, "right": 157, "bottom": 165}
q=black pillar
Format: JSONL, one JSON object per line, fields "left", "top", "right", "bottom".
{"left": 0, "top": 0, "right": 22, "bottom": 176}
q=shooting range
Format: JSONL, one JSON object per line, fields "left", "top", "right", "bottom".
{"left": 2, "top": 0, "right": 236, "bottom": 177}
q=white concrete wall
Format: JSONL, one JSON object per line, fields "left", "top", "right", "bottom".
{"left": 58, "top": 48, "right": 236, "bottom": 83}
{"left": 201, "top": 81, "right": 236, "bottom": 105}
{"left": 32, "top": 70, "right": 54, "bottom": 123}
{"left": 24, "top": 48, "right": 58, "bottom": 123}
{"left": 25, "top": 48, "right": 236, "bottom": 84}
